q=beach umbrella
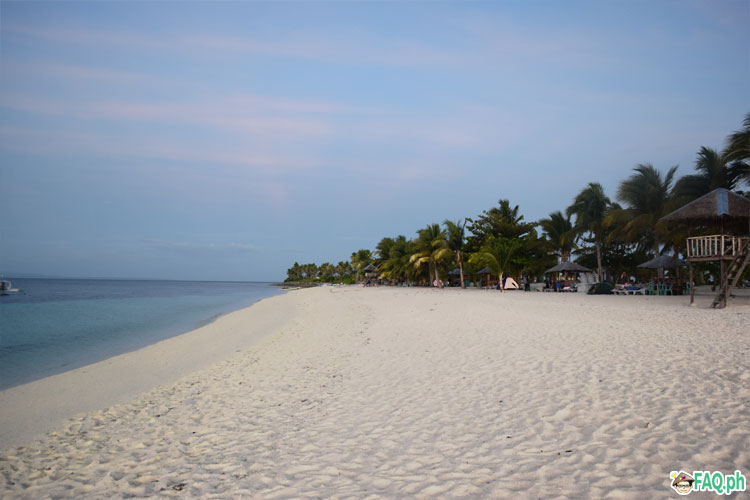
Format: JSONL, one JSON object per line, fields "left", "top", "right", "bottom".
{"left": 448, "top": 268, "right": 462, "bottom": 276}
{"left": 544, "top": 261, "right": 592, "bottom": 273}
{"left": 637, "top": 255, "right": 687, "bottom": 269}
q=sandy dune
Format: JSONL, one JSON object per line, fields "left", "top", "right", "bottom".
{"left": 1, "top": 286, "right": 748, "bottom": 499}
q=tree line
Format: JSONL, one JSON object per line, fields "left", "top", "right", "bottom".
{"left": 287, "top": 114, "right": 749, "bottom": 286}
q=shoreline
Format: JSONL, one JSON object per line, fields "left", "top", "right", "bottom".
{"left": 0, "top": 281, "right": 285, "bottom": 391}
{"left": 0, "top": 292, "right": 297, "bottom": 450}
{"left": 2, "top": 287, "right": 748, "bottom": 498}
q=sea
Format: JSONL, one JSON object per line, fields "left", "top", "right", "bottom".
{"left": 0, "top": 278, "right": 284, "bottom": 390}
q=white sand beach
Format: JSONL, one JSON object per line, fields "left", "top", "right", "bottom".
{"left": 1, "top": 287, "right": 748, "bottom": 499}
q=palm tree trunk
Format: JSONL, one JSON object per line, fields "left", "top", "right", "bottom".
{"left": 595, "top": 241, "right": 603, "bottom": 282}
{"left": 457, "top": 253, "right": 466, "bottom": 289}
{"left": 654, "top": 243, "right": 663, "bottom": 280}
{"left": 498, "top": 272, "right": 504, "bottom": 292}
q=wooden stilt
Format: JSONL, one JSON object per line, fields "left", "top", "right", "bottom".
{"left": 689, "top": 261, "right": 694, "bottom": 305}
{"left": 720, "top": 259, "right": 726, "bottom": 308}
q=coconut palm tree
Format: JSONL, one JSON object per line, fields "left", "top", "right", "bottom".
{"left": 443, "top": 219, "right": 467, "bottom": 288}
{"left": 377, "top": 235, "right": 413, "bottom": 282}
{"left": 375, "top": 237, "right": 397, "bottom": 268}
{"left": 350, "top": 249, "right": 373, "bottom": 282}
{"left": 539, "top": 211, "right": 576, "bottom": 263}
{"left": 723, "top": 113, "right": 750, "bottom": 186}
{"left": 466, "top": 199, "right": 534, "bottom": 246}
{"left": 335, "top": 261, "right": 354, "bottom": 280}
{"left": 606, "top": 164, "right": 678, "bottom": 256}
{"left": 468, "top": 236, "right": 521, "bottom": 291}
{"left": 410, "top": 224, "right": 450, "bottom": 286}
{"left": 567, "top": 182, "right": 612, "bottom": 282}
{"left": 672, "top": 147, "right": 740, "bottom": 202}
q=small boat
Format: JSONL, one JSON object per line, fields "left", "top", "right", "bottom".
{"left": 0, "top": 280, "right": 20, "bottom": 295}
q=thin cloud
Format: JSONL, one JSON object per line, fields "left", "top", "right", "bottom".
{"left": 0, "top": 125, "right": 324, "bottom": 171}
{"left": 145, "top": 240, "right": 261, "bottom": 254}
{"left": 5, "top": 21, "right": 466, "bottom": 68}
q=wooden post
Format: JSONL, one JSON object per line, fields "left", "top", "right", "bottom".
{"left": 689, "top": 261, "right": 694, "bottom": 305}
{"left": 720, "top": 258, "right": 726, "bottom": 308}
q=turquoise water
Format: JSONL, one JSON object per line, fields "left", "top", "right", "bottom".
{"left": 0, "top": 279, "right": 283, "bottom": 390}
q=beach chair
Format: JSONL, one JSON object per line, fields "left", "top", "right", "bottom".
{"left": 664, "top": 284, "right": 673, "bottom": 295}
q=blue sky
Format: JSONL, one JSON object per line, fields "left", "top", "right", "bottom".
{"left": 1, "top": 1, "right": 748, "bottom": 281}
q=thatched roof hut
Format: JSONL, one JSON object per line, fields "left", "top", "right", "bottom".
{"left": 660, "top": 188, "right": 750, "bottom": 232}
{"left": 659, "top": 188, "right": 750, "bottom": 308}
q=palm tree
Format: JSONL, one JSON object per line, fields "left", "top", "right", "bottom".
{"left": 377, "top": 235, "right": 413, "bottom": 282}
{"left": 467, "top": 199, "right": 534, "bottom": 245}
{"left": 539, "top": 211, "right": 576, "bottom": 263}
{"left": 410, "top": 224, "right": 450, "bottom": 286}
{"left": 443, "top": 219, "right": 467, "bottom": 288}
{"left": 375, "top": 237, "right": 397, "bottom": 269}
{"left": 567, "top": 182, "right": 612, "bottom": 282}
{"left": 335, "top": 261, "right": 354, "bottom": 280}
{"left": 723, "top": 113, "right": 750, "bottom": 186}
{"left": 607, "top": 164, "right": 678, "bottom": 256}
{"left": 468, "top": 236, "right": 521, "bottom": 291}
{"left": 350, "top": 249, "right": 373, "bottom": 282}
{"left": 672, "top": 147, "right": 740, "bottom": 202}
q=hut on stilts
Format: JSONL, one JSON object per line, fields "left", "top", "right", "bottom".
{"left": 363, "top": 264, "right": 378, "bottom": 285}
{"left": 659, "top": 188, "right": 750, "bottom": 308}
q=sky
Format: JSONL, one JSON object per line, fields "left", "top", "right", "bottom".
{"left": 1, "top": 1, "right": 748, "bottom": 281}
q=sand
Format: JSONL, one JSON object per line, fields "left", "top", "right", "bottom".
{"left": 1, "top": 286, "right": 748, "bottom": 499}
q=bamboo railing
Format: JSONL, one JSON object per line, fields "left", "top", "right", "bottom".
{"left": 686, "top": 235, "right": 750, "bottom": 260}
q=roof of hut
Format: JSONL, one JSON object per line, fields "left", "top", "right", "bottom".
{"left": 660, "top": 188, "right": 750, "bottom": 231}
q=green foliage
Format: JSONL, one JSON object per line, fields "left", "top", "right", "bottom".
{"left": 286, "top": 113, "right": 749, "bottom": 285}
{"left": 723, "top": 113, "right": 750, "bottom": 186}
{"left": 466, "top": 199, "right": 536, "bottom": 251}
{"left": 350, "top": 249, "right": 373, "bottom": 281}
{"left": 410, "top": 224, "right": 451, "bottom": 284}
{"left": 377, "top": 235, "right": 416, "bottom": 282}
{"left": 468, "top": 235, "right": 522, "bottom": 284}
{"left": 673, "top": 147, "right": 740, "bottom": 203}
{"left": 567, "top": 182, "right": 612, "bottom": 281}
{"left": 539, "top": 211, "right": 576, "bottom": 263}
{"left": 606, "top": 164, "right": 679, "bottom": 255}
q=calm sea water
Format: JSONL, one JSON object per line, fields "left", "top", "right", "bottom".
{"left": 0, "top": 278, "right": 284, "bottom": 390}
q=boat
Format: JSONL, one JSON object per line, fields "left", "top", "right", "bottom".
{"left": 0, "top": 280, "right": 20, "bottom": 295}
